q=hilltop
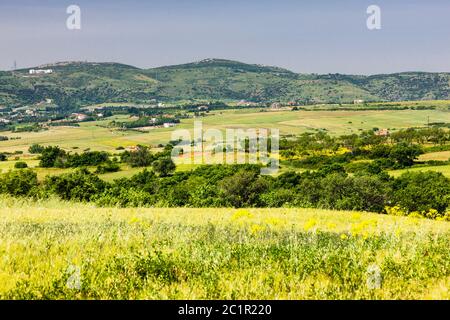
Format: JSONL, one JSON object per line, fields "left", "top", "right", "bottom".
{"left": 0, "top": 59, "right": 449, "bottom": 110}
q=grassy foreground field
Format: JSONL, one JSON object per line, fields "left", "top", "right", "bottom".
{"left": 0, "top": 197, "right": 448, "bottom": 299}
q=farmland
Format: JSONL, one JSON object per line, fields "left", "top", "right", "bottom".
{"left": 2, "top": 104, "right": 450, "bottom": 301}
{"left": 1, "top": 106, "right": 450, "bottom": 182}
{"left": 1, "top": 108, "right": 449, "bottom": 155}
{"left": 389, "top": 164, "right": 450, "bottom": 178}
{"left": 0, "top": 197, "right": 448, "bottom": 299}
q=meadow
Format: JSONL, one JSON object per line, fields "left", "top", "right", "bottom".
{"left": 389, "top": 164, "right": 450, "bottom": 178}
{"left": 0, "top": 196, "right": 448, "bottom": 300}
{"left": 1, "top": 108, "right": 449, "bottom": 155}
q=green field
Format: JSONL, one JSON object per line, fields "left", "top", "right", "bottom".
{"left": 1, "top": 108, "right": 449, "bottom": 155}
{"left": 0, "top": 197, "right": 448, "bottom": 299}
{"left": 390, "top": 164, "right": 450, "bottom": 178}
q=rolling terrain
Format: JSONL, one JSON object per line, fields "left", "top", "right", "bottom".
{"left": 1, "top": 59, "right": 449, "bottom": 109}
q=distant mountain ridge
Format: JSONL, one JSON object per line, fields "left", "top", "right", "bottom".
{"left": 1, "top": 58, "right": 449, "bottom": 110}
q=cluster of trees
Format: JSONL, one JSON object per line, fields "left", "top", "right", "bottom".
{"left": 27, "top": 144, "right": 176, "bottom": 176}
{"left": 281, "top": 129, "right": 436, "bottom": 170}
{"left": 37, "top": 146, "right": 110, "bottom": 168}
{"left": 120, "top": 145, "right": 175, "bottom": 176}
{"left": 2, "top": 164, "right": 450, "bottom": 219}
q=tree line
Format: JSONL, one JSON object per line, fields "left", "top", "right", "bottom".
{"left": 1, "top": 164, "right": 449, "bottom": 220}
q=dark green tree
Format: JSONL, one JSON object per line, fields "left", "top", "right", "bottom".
{"left": 152, "top": 158, "right": 176, "bottom": 177}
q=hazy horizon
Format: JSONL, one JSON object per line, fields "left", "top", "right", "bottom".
{"left": 1, "top": 0, "right": 450, "bottom": 74}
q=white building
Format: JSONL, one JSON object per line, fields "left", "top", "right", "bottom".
{"left": 29, "top": 69, "right": 53, "bottom": 75}
{"left": 71, "top": 113, "right": 88, "bottom": 121}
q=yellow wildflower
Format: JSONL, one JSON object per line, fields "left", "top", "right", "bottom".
{"left": 249, "top": 224, "right": 266, "bottom": 235}
{"left": 303, "top": 218, "right": 318, "bottom": 232}
{"left": 231, "top": 209, "right": 254, "bottom": 221}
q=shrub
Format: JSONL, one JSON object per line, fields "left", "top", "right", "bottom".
{"left": 95, "top": 162, "right": 120, "bottom": 174}
{"left": 14, "top": 161, "right": 28, "bottom": 169}
{"left": 152, "top": 158, "right": 176, "bottom": 177}
{"left": 389, "top": 143, "right": 423, "bottom": 168}
{"left": 28, "top": 144, "right": 45, "bottom": 154}
{"left": 0, "top": 169, "right": 38, "bottom": 197}
{"left": 39, "top": 146, "right": 67, "bottom": 168}
{"left": 391, "top": 171, "right": 450, "bottom": 214}
{"left": 121, "top": 145, "right": 154, "bottom": 167}
{"left": 260, "top": 188, "right": 295, "bottom": 207}
{"left": 67, "top": 151, "right": 109, "bottom": 167}
{"left": 44, "top": 169, "right": 107, "bottom": 201}
{"left": 219, "top": 170, "right": 269, "bottom": 207}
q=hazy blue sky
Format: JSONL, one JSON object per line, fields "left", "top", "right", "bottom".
{"left": 1, "top": 0, "right": 449, "bottom": 74}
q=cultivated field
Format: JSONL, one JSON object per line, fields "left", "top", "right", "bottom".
{"left": 0, "top": 197, "right": 448, "bottom": 299}
{"left": 389, "top": 164, "right": 450, "bottom": 178}
{"left": 1, "top": 108, "right": 449, "bottom": 155}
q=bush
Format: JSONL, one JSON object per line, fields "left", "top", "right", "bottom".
{"left": 312, "top": 173, "right": 389, "bottom": 212}
{"left": 44, "top": 169, "right": 107, "bottom": 201}
{"left": 0, "top": 169, "right": 38, "bottom": 197}
{"left": 389, "top": 143, "right": 423, "bottom": 168}
{"left": 14, "top": 161, "right": 28, "bottom": 169}
{"left": 28, "top": 144, "right": 45, "bottom": 154}
{"left": 260, "top": 188, "right": 295, "bottom": 207}
{"left": 391, "top": 171, "right": 450, "bottom": 214}
{"left": 121, "top": 145, "right": 154, "bottom": 167}
{"left": 95, "top": 162, "right": 120, "bottom": 174}
{"left": 39, "top": 146, "right": 67, "bottom": 168}
{"left": 0, "top": 153, "right": 6, "bottom": 161}
{"left": 152, "top": 158, "right": 176, "bottom": 177}
{"left": 67, "top": 151, "right": 109, "bottom": 167}
{"left": 219, "top": 170, "right": 269, "bottom": 207}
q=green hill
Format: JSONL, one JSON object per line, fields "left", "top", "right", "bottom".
{"left": 0, "top": 59, "right": 449, "bottom": 110}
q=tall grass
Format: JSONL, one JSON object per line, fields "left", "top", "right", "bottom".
{"left": 0, "top": 197, "right": 448, "bottom": 299}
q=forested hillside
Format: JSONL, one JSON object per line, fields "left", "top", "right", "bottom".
{"left": 0, "top": 59, "right": 449, "bottom": 109}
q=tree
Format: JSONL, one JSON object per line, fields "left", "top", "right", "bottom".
{"left": 67, "top": 151, "right": 109, "bottom": 167}
{"left": 44, "top": 169, "right": 106, "bottom": 201}
{"left": 39, "top": 146, "right": 67, "bottom": 168}
{"left": 152, "top": 158, "right": 176, "bottom": 177}
{"left": 29, "top": 144, "right": 45, "bottom": 154}
{"left": 391, "top": 171, "right": 450, "bottom": 214}
{"left": 121, "top": 145, "right": 154, "bottom": 167}
{"left": 219, "top": 170, "right": 269, "bottom": 207}
{"left": 389, "top": 143, "right": 423, "bottom": 168}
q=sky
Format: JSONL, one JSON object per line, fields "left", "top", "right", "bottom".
{"left": 1, "top": 0, "right": 449, "bottom": 74}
